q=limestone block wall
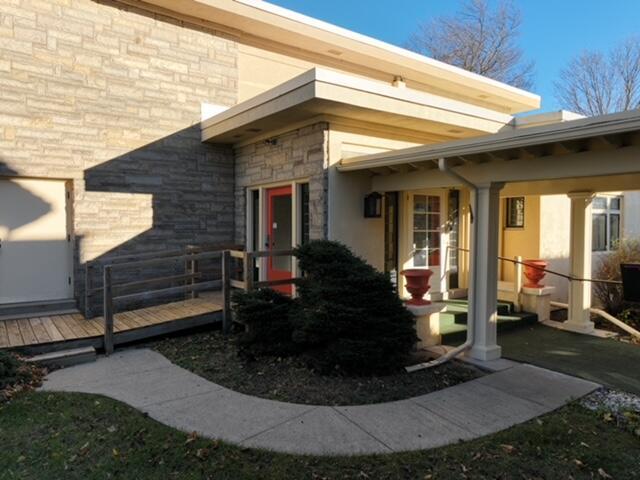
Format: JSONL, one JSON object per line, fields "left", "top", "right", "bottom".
{"left": 233, "top": 123, "right": 329, "bottom": 245}
{"left": 0, "top": 0, "right": 238, "bottom": 307}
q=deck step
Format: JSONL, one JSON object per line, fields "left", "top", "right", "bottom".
{"left": 26, "top": 347, "right": 96, "bottom": 368}
{"left": 0, "top": 299, "right": 78, "bottom": 321}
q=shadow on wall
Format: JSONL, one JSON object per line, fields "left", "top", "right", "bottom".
{"left": 0, "top": 163, "right": 52, "bottom": 234}
{"left": 80, "top": 125, "right": 235, "bottom": 312}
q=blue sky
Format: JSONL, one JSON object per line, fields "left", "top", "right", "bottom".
{"left": 269, "top": 0, "right": 640, "bottom": 112}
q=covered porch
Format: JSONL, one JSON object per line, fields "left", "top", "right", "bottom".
{"left": 338, "top": 109, "right": 640, "bottom": 361}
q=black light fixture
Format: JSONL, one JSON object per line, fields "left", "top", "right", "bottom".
{"left": 364, "top": 192, "right": 383, "bottom": 218}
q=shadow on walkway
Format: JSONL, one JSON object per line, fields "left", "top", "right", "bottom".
{"left": 500, "top": 323, "right": 640, "bottom": 395}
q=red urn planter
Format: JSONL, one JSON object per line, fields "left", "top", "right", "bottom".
{"left": 400, "top": 269, "right": 434, "bottom": 306}
{"left": 523, "top": 259, "right": 548, "bottom": 288}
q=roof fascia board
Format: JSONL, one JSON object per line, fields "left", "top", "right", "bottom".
{"left": 135, "top": 0, "right": 540, "bottom": 112}
{"left": 339, "top": 110, "right": 640, "bottom": 171}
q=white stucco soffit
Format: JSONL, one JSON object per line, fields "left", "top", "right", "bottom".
{"left": 201, "top": 68, "right": 514, "bottom": 144}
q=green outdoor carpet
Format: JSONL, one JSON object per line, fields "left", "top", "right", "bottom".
{"left": 499, "top": 324, "right": 640, "bottom": 395}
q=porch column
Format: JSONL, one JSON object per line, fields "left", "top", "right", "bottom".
{"left": 565, "top": 192, "right": 595, "bottom": 333}
{"left": 469, "top": 182, "right": 504, "bottom": 361}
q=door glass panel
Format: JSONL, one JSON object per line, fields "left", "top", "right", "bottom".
{"left": 271, "top": 195, "right": 292, "bottom": 271}
{"left": 413, "top": 214, "right": 426, "bottom": 230}
{"left": 413, "top": 195, "right": 427, "bottom": 213}
{"left": 412, "top": 194, "right": 441, "bottom": 268}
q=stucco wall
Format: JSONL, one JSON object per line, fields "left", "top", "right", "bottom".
{"left": 500, "top": 195, "right": 541, "bottom": 283}
{"left": 0, "top": 0, "right": 238, "bottom": 307}
{"left": 233, "top": 123, "right": 329, "bottom": 245}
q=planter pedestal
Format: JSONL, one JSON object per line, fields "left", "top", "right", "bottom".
{"left": 520, "top": 286, "right": 555, "bottom": 322}
{"left": 406, "top": 303, "right": 445, "bottom": 348}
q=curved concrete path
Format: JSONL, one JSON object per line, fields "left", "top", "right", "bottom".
{"left": 40, "top": 349, "right": 599, "bottom": 456}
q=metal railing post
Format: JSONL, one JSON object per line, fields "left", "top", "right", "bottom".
{"left": 103, "top": 265, "right": 114, "bottom": 355}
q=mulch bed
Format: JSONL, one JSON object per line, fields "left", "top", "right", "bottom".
{"left": 148, "top": 329, "right": 483, "bottom": 406}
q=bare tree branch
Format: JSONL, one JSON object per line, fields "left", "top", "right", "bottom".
{"left": 555, "top": 37, "right": 640, "bottom": 116}
{"left": 405, "top": 0, "right": 535, "bottom": 90}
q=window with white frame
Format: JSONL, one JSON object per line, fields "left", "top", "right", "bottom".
{"left": 592, "top": 196, "right": 621, "bottom": 252}
{"left": 505, "top": 197, "right": 525, "bottom": 228}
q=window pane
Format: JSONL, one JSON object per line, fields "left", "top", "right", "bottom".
{"left": 427, "top": 231, "right": 441, "bottom": 249}
{"left": 610, "top": 197, "right": 621, "bottom": 211}
{"left": 592, "top": 213, "right": 607, "bottom": 251}
{"left": 593, "top": 197, "right": 607, "bottom": 209}
{"left": 610, "top": 214, "right": 620, "bottom": 248}
{"left": 414, "top": 195, "right": 427, "bottom": 213}
{"left": 427, "top": 196, "right": 440, "bottom": 213}
{"left": 413, "top": 250, "right": 427, "bottom": 267}
{"left": 413, "top": 214, "right": 426, "bottom": 230}
{"left": 427, "top": 213, "right": 440, "bottom": 230}
{"left": 506, "top": 197, "right": 525, "bottom": 228}
{"left": 413, "top": 231, "right": 427, "bottom": 249}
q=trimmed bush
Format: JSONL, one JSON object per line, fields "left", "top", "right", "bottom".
{"left": 292, "top": 241, "right": 417, "bottom": 374}
{"left": 594, "top": 238, "right": 640, "bottom": 315}
{"left": 232, "top": 288, "right": 298, "bottom": 357}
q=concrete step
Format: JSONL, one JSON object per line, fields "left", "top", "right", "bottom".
{"left": 0, "top": 299, "right": 78, "bottom": 321}
{"left": 25, "top": 347, "right": 96, "bottom": 368}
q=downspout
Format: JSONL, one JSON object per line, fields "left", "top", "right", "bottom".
{"left": 406, "top": 158, "right": 479, "bottom": 372}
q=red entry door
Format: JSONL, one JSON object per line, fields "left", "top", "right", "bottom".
{"left": 266, "top": 186, "right": 293, "bottom": 294}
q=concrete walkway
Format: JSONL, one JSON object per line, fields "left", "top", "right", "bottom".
{"left": 40, "top": 349, "right": 599, "bottom": 456}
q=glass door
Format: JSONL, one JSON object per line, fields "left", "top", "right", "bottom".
{"left": 266, "top": 186, "right": 293, "bottom": 294}
{"left": 410, "top": 193, "right": 442, "bottom": 290}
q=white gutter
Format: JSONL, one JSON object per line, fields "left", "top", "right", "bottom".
{"left": 406, "top": 158, "right": 477, "bottom": 372}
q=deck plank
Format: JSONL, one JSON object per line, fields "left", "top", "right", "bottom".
{"left": 50, "top": 315, "right": 79, "bottom": 340}
{"left": 39, "top": 317, "right": 65, "bottom": 342}
{"left": 60, "top": 314, "right": 93, "bottom": 338}
{"left": 17, "top": 319, "right": 38, "bottom": 345}
{"left": 0, "top": 321, "right": 9, "bottom": 348}
{"left": 0, "top": 297, "right": 222, "bottom": 350}
{"left": 5, "top": 320, "right": 24, "bottom": 347}
{"left": 74, "top": 314, "right": 102, "bottom": 336}
{"left": 28, "top": 318, "right": 52, "bottom": 344}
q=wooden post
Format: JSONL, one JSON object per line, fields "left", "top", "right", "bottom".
{"left": 84, "top": 263, "right": 92, "bottom": 319}
{"left": 222, "top": 250, "right": 231, "bottom": 334}
{"left": 244, "top": 251, "right": 254, "bottom": 292}
{"left": 514, "top": 255, "right": 523, "bottom": 312}
{"left": 103, "top": 265, "right": 114, "bottom": 355}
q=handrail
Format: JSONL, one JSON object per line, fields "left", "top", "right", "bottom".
{"left": 448, "top": 245, "right": 623, "bottom": 286}
{"left": 551, "top": 301, "right": 640, "bottom": 340}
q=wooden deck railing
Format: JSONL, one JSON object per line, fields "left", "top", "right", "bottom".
{"left": 101, "top": 247, "right": 299, "bottom": 355}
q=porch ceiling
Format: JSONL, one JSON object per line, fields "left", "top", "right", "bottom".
{"left": 338, "top": 109, "right": 640, "bottom": 194}
{"left": 201, "top": 68, "right": 513, "bottom": 144}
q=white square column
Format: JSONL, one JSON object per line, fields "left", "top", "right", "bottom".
{"left": 469, "top": 182, "right": 504, "bottom": 361}
{"left": 565, "top": 192, "right": 595, "bottom": 333}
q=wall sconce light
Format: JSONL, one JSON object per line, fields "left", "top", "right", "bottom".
{"left": 364, "top": 192, "right": 383, "bottom": 218}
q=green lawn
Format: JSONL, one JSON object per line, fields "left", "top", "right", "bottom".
{"left": 1, "top": 391, "right": 639, "bottom": 479}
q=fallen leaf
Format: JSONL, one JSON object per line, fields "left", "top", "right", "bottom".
{"left": 112, "top": 448, "right": 119, "bottom": 457}
{"left": 185, "top": 431, "right": 198, "bottom": 445}
{"left": 598, "top": 468, "right": 613, "bottom": 479}
{"left": 573, "top": 459, "right": 585, "bottom": 468}
{"left": 107, "top": 425, "right": 117, "bottom": 433}
{"left": 500, "top": 444, "right": 516, "bottom": 454}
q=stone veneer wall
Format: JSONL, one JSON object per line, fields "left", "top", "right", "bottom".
{"left": 234, "top": 123, "right": 329, "bottom": 245}
{"left": 0, "top": 0, "right": 238, "bottom": 308}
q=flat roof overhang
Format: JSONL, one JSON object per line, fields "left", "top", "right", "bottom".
{"left": 125, "top": 0, "right": 540, "bottom": 114}
{"left": 337, "top": 109, "right": 640, "bottom": 195}
{"left": 201, "top": 69, "right": 514, "bottom": 144}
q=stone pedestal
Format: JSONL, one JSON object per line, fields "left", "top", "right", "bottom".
{"left": 520, "top": 286, "right": 555, "bottom": 322}
{"left": 406, "top": 303, "right": 445, "bottom": 348}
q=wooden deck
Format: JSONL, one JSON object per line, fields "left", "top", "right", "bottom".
{"left": 0, "top": 295, "right": 223, "bottom": 354}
